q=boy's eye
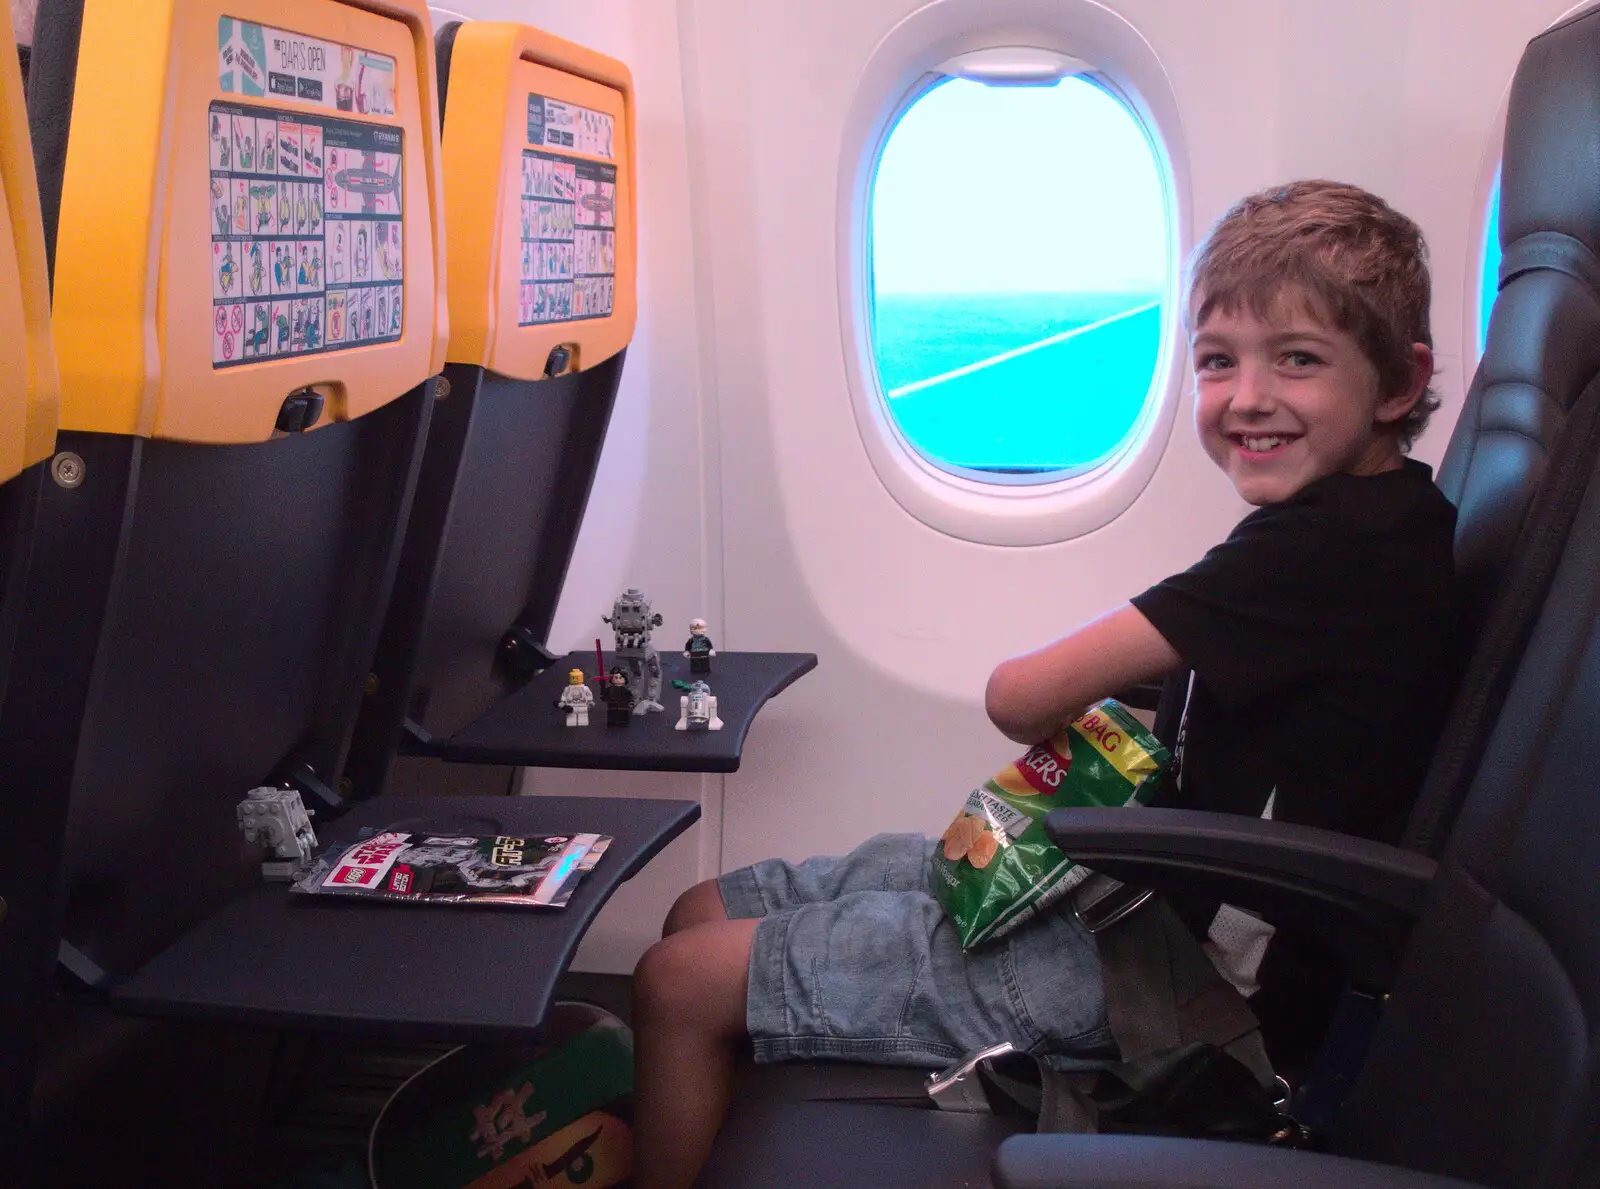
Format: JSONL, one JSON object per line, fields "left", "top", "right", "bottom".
{"left": 1195, "top": 353, "right": 1233, "bottom": 373}
{"left": 1282, "top": 350, "right": 1322, "bottom": 369}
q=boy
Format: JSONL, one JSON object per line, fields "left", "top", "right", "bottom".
{"left": 631, "top": 181, "right": 1459, "bottom": 1188}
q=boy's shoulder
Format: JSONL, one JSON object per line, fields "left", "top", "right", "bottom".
{"left": 1139, "top": 459, "right": 1455, "bottom": 624}
{"left": 1246, "top": 458, "right": 1455, "bottom": 544}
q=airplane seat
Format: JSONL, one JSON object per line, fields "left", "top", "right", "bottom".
{"left": 0, "top": 0, "right": 63, "bottom": 1164}
{"left": 694, "top": 9, "right": 1600, "bottom": 1186}
{"left": 1402, "top": 0, "right": 1600, "bottom": 856}
{"left": 1, "top": 0, "right": 445, "bottom": 1175}
{"left": 1002, "top": 223, "right": 1600, "bottom": 1189}
{"left": 343, "top": 18, "right": 637, "bottom": 798}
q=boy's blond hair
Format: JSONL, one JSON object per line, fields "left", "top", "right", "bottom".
{"left": 1186, "top": 180, "right": 1439, "bottom": 449}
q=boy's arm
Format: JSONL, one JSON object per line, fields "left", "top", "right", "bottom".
{"left": 985, "top": 604, "right": 1183, "bottom": 745}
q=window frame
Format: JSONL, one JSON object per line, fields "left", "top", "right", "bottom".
{"left": 836, "top": 0, "right": 1190, "bottom": 546}
{"left": 1467, "top": 99, "right": 1508, "bottom": 371}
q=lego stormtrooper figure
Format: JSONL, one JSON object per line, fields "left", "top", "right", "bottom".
{"left": 603, "top": 588, "right": 664, "bottom": 713}
{"left": 557, "top": 668, "right": 594, "bottom": 726}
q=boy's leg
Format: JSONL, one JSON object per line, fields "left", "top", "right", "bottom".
{"left": 661, "top": 878, "right": 728, "bottom": 936}
{"left": 661, "top": 831, "right": 932, "bottom": 938}
{"left": 632, "top": 918, "right": 759, "bottom": 1189}
{"left": 636, "top": 834, "right": 1017, "bottom": 1187}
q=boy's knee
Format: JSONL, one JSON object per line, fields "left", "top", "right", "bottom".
{"left": 662, "top": 878, "right": 726, "bottom": 936}
{"left": 635, "top": 933, "right": 710, "bottom": 1022}
{"left": 633, "top": 926, "right": 751, "bottom": 1036}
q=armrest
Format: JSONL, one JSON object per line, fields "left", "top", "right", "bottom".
{"left": 994, "top": 1135, "right": 1489, "bottom": 1189}
{"left": 1045, "top": 808, "right": 1437, "bottom": 985}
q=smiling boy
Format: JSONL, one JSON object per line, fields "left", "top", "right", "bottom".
{"left": 631, "top": 181, "right": 1459, "bottom": 1189}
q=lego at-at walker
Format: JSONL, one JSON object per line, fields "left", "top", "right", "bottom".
{"left": 603, "top": 588, "right": 665, "bottom": 714}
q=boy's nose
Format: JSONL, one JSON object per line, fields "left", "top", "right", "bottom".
{"left": 1228, "top": 364, "right": 1276, "bottom": 414}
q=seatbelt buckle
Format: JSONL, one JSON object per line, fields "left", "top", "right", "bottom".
{"left": 1072, "top": 874, "right": 1154, "bottom": 934}
{"left": 925, "top": 1041, "right": 1015, "bottom": 1112}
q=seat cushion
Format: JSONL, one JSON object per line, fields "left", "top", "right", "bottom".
{"left": 695, "top": 1098, "right": 1028, "bottom": 1188}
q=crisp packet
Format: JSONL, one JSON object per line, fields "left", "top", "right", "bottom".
{"left": 932, "top": 699, "right": 1170, "bottom": 947}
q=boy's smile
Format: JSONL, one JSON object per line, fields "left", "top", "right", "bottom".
{"left": 1190, "top": 296, "right": 1428, "bottom": 506}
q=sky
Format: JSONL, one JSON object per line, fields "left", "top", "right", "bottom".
{"left": 871, "top": 75, "right": 1170, "bottom": 296}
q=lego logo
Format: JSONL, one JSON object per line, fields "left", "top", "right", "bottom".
{"left": 335, "top": 865, "right": 375, "bottom": 886}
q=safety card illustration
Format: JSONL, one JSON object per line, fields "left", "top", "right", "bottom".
{"left": 519, "top": 93, "right": 617, "bottom": 326}
{"left": 210, "top": 20, "right": 403, "bottom": 367}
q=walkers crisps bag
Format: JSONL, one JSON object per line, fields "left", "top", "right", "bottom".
{"left": 933, "top": 699, "right": 1170, "bottom": 948}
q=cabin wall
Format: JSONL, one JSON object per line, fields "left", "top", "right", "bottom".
{"left": 436, "top": 0, "right": 1582, "bottom": 973}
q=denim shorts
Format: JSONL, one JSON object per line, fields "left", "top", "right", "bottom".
{"left": 717, "top": 833, "right": 1115, "bottom": 1068}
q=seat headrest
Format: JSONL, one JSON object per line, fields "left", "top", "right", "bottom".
{"left": 1500, "top": 6, "right": 1600, "bottom": 266}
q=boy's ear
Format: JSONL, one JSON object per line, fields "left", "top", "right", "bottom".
{"left": 1375, "top": 343, "right": 1435, "bottom": 425}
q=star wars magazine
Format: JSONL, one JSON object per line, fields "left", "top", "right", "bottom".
{"left": 292, "top": 830, "right": 613, "bottom": 908}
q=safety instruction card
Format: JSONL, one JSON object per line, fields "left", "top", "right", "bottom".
{"left": 210, "top": 19, "right": 404, "bottom": 367}
{"left": 519, "top": 93, "right": 617, "bottom": 326}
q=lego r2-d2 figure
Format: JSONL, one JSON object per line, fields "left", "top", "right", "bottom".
{"left": 675, "top": 680, "right": 723, "bottom": 731}
{"left": 557, "top": 668, "right": 594, "bottom": 726}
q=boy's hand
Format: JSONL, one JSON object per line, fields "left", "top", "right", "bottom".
{"left": 985, "top": 603, "right": 1182, "bottom": 744}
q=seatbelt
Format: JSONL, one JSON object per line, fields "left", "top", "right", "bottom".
{"left": 1093, "top": 898, "right": 1274, "bottom": 1084}
{"left": 1076, "top": 670, "right": 1271, "bottom": 1080}
{"left": 927, "top": 1033, "right": 1290, "bottom": 1141}
{"left": 925, "top": 886, "right": 1283, "bottom": 1135}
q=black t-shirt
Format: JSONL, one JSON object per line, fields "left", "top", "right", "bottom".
{"left": 1129, "top": 460, "right": 1459, "bottom": 1063}
{"left": 1131, "top": 459, "right": 1459, "bottom": 846}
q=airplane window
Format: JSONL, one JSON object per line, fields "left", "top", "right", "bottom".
{"left": 1479, "top": 172, "right": 1501, "bottom": 354}
{"left": 868, "top": 74, "right": 1169, "bottom": 479}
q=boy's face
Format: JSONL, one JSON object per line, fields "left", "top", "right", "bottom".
{"left": 1190, "top": 293, "right": 1418, "bottom": 506}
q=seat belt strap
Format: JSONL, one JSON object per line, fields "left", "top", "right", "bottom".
{"left": 1094, "top": 898, "right": 1275, "bottom": 1088}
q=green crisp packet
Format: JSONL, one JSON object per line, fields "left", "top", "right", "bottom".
{"left": 932, "top": 699, "right": 1170, "bottom": 948}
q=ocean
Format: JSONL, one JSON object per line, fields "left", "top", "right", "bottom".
{"left": 871, "top": 291, "right": 1165, "bottom": 473}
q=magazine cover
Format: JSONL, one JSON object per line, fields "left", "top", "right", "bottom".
{"left": 292, "top": 830, "right": 613, "bottom": 908}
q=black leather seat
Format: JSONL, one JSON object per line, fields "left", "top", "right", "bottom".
{"left": 695, "top": 8, "right": 1600, "bottom": 1186}
{"left": 1402, "top": 0, "right": 1600, "bottom": 856}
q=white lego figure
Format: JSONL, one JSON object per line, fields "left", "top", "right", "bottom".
{"left": 676, "top": 680, "right": 723, "bottom": 731}
{"left": 236, "top": 786, "right": 318, "bottom": 880}
{"left": 558, "top": 668, "right": 595, "bottom": 726}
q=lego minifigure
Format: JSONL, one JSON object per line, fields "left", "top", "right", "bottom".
{"left": 556, "top": 668, "right": 594, "bottom": 726}
{"left": 684, "top": 617, "right": 717, "bottom": 674}
{"left": 236, "top": 786, "right": 318, "bottom": 881}
{"left": 603, "top": 588, "right": 665, "bottom": 713}
{"left": 675, "top": 680, "right": 723, "bottom": 731}
{"left": 601, "top": 668, "right": 637, "bottom": 727}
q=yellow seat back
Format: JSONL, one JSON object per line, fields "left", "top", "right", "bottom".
{"left": 0, "top": 2, "right": 58, "bottom": 485}
{"left": 51, "top": 0, "right": 446, "bottom": 443}
{"left": 440, "top": 21, "right": 635, "bottom": 377}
